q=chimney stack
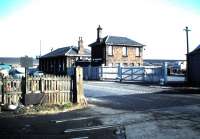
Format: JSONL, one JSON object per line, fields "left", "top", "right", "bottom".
{"left": 78, "top": 37, "right": 84, "bottom": 55}
{"left": 97, "top": 25, "right": 102, "bottom": 42}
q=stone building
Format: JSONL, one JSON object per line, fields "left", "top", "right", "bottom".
{"left": 39, "top": 37, "right": 90, "bottom": 75}
{"left": 89, "top": 25, "right": 145, "bottom": 66}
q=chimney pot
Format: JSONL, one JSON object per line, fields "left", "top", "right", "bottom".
{"left": 78, "top": 37, "right": 84, "bottom": 55}
{"left": 97, "top": 25, "right": 103, "bottom": 42}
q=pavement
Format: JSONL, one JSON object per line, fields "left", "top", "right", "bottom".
{"left": 0, "top": 81, "right": 200, "bottom": 139}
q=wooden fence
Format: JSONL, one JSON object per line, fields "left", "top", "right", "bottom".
{"left": 25, "top": 75, "right": 72, "bottom": 105}
{"left": 83, "top": 66, "right": 100, "bottom": 80}
{"left": 0, "top": 76, "right": 71, "bottom": 105}
{"left": 0, "top": 66, "right": 85, "bottom": 106}
{"left": 0, "top": 77, "right": 22, "bottom": 105}
{"left": 0, "top": 77, "right": 2, "bottom": 103}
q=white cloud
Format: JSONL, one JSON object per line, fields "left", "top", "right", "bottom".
{"left": 0, "top": 0, "right": 199, "bottom": 59}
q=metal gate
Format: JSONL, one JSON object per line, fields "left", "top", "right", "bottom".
{"left": 119, "top": 67, "right": 145, "bottom": 81}
{"left": 99, "top": 66, "right": 118, "bottom": 80}
{"left": 119, "top": 66, "right": 164, "bottom": 83}
{"left": 83, "top": 66, "right": 166, "bottom": 83}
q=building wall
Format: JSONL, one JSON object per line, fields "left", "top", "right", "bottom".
{"left": 105, "top": 45, "right": 143, "bottom": 66}
{"left": 39, "top": 57, "right": 70, "bottom": 75}
{"left": 188, "top": 53, "right": 200, "bottom": 84}
{"left": 91, "top": 45, "right": 106, "bottom": 65}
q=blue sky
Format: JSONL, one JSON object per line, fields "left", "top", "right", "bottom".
{"left": 1, "top": 0, "right": 199, "bottom": 16}
{"left": 0, "top": 0, "right": 199, "bottom": 59}
{"left": 0, "top": 0, "right": 29, "bottom": 17}
{"left": 169, "top": 0, "right": 200, "bottom": 13}
{"left": 174, "top": 0, "right": 200, "bottom": 9}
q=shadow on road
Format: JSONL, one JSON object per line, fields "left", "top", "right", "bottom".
{"left": 88, "top": 87, "right": 200, "bottom": 112}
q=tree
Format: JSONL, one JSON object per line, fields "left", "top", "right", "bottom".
{"left": 20, "top": 56, "right": 33, "bottom": 68}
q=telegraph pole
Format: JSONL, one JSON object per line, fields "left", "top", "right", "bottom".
{"left": 40, "top": 40, "right": 42, "bottom": 57}
{"left": 184, "top": 26, "right": 191, "bottom": 82}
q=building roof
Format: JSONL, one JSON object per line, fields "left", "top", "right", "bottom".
{"left": 105, "top": 36, "right": 144, "bottom": 46}
{"left": 194, "top": 44, "right": 200, "bottom": 51}
{"left": 89, "top": 35, "right": 144, "bottom": 47}
{"left": 40, "top": 46, "right": 91, "bottom": 58}
{"left": 189, "top": 44, "right": 200, "bottom": 56}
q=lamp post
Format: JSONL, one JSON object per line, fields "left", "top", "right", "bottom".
{"left": 184, "top": 26, "right": 191, "bottom": 82}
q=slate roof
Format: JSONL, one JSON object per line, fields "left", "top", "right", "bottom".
{"left": 189, "top": 44, "right": 200, "bottom": 56}
{"left": 194, "top": 44, "right": 200, "bottom": 51}
{"left": 89, "top": 35, "right": 144, "bottom": 47}
{"left": 40, "top": 46, "right": 91, "bottom": 58}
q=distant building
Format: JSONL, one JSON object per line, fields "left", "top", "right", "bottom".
{"left": 188, "top": 44, "right": 200, "bottom": 85}
{"left": 89, "top": 25, "right": 145, "bottom": 66}
{"left": 39, "top": 37, "right": 91, "bottom": 75}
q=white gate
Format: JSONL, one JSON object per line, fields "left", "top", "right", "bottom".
{"left": 119, "top": 67, "right": 145, "bottom": 81}
{"left": 99, "top": 66, "right": 118, "bottom": 79}
{"left": 119, "top": 66, "right": 164, "bottom": 83}
{"left": 83, "top": 65, "right": 166, "bottom": 83}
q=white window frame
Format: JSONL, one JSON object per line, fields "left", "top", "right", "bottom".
{"left": 136, "top": 47, "right": 140, "bottom": 57}
{"left": 108, "top": 45, "right": 113, "bottom": 56}
{"left": 122, "top": 46, "right": 128, "bottom": 56}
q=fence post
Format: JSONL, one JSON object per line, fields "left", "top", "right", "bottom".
{"left": 2, "top": 77, "right": 9, "bottom": 105}
{"left": 100, "top": 66, "right": 103, "bottom": 80}
{"left": 164, "top": 62, "right": 168, "bottom": 84}
{"left": 118, "top": 65, "right": 122, "bottom": 82}
{"left": 73, "top": 66, "right": 87, "bottom": 105}
{"left": 40, "top": 78, "right": 44, "bottom": 93}
{"left": 25, "top": 68, "right": 28, "bottom": 94}
{"left": 88, "top": 65, "right": 91, "bottom": 80}
{"left": 1, "top": 77, "right": 4, "bottom": 104}
{"left": 142, "top": 67, "right": 145, "bottom": 82}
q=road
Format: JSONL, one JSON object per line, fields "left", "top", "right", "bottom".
{"left": 84, "top": 81, "right": 200, "bottom": 138}
{"left": 0, "top": 81, "right": 200, "bottom": 139}
{"left": 84, "top": 81, "right": 200, "bottom": 111}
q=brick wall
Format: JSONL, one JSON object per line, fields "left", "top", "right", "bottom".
{"left": 106, "top": 46, "right": 143, "bottom": 66}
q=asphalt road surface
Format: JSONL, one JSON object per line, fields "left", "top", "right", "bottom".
{"left": 84, "top": 81, "right": 200, "bottom": 112}
{"left": 0, "top": 81, "right": 200, "bottom": 139}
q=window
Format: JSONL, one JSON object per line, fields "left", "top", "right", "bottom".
{"left": 136, "top": 48, "right": 140, "bottom": 57}
{"left": 108, "top": 45, "right": 113, "bottom": 56}
{"left": 123, "top": 63, "right": 128, "bottom": 67}
{"left": 122, "top": 46, "right": 128, "bottom": 56}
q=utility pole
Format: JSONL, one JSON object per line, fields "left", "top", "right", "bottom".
{"left": 184, "top": 26, "right": 191, "bottom": 82}
{"left": 40, "top": 40, "right": 42, "bottom": 57}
